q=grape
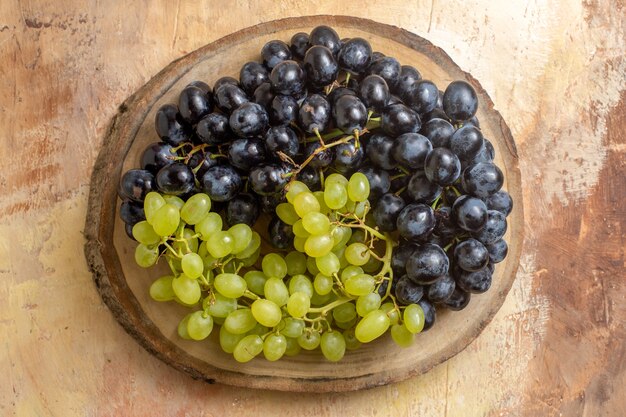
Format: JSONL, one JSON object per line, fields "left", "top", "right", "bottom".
{"left": 180, "top": 193, "right": 211, "bottom": 225}
{"left": 356, "top": 293, "right": 382, "bottom": 317}
{"left": 320, "top": 331, "right": 346, "bottom": 361}
{"left": 201, "top": 165, "right": 242, "bottom": 202}
{"left": 486, "top": 239, "right": 508, "bottom": 264}
{"left": 309, "top": 25, "right": 341, "bottom": 55}
{"left": 251, "top": 299, "right": 283, "bottom": 327}
{"left": 426, "top": 274, "right": 456, "bottom": 304}
{"left": 177, "top": 313, "right": 193, "bottom": 340}
{"left": 293, "top": 236, "right": 306, "bottom": 252}
{"left": 345, "top": 273, "right": 375, "bottom": 296}
{"left": 226, "top": 193, "right": 260, "bottom": 227}
{"left": 162, "top": 194, "right": 185, "bottom": 210}
{"left": 219, "top": 325, "right": 245, "bottom": 353}
{"left": 325, "top": 173, "right": 349, "bottom": 188}
{"left": 224, "top": 309, "right": 257, "bottom": 334}
{"left": 156, "top": 163, "right": 195, "bottom": 196}
{"left": 264, "top": 277, "right": 290, "bottom": 306}
{"left": 313, "top": 273, "right": 334, "bottom": 295}
{"left": 340, "top": 265, "right": 364, "bottom": 283}
{"left": 315, "top": 252, "right": 341, "bottom": 276}
{"left": 243, "top": 270, "right": 266, "bottom": 296}
{"left": 362, "top": 255, "right": 382, "bottom": 273}
{"left": 453, "top": 195, "right": 488, "bottom": 232}
{"left": 119, "top": 169, "right": 155, "bottom": 203}
{"left": 324, "top": 181, "right": 348, "bottom": 210}
{"left": 285, "top": 251, "right": 307, "bottom": 276}
{"left": 333, "top": 95, "right": 368, "bottom": 133}
{"left": 331, "top": 225, "right": 352, "bottom": 249}
{"left": 345, "top": 243, "right": 370, "bottom": 266}
{"left": 355, "top": 310, "right": 390, "bottom": 343}
{"left": 485, "top": 190, "right": 513, "bottom": 216}
{"left": 450, "top": 125, "right": 483, "bottom": 161}
{"left": 194, "top": 212, "right": 223, "bottom": 240}
{"left": 149, "top": 275, "right": 175, "bottom": 301}
{"left": 261, "top": 253, "right": 288, "bottom": 279}
{"left": 181, "top": 253, "right": 204, "bottom": 279}
{"left": 196, "top": 112, "right": 231, "bottom": 144}
{"left": 417, "top": 299, "right": 436, "bottom": 331}
{"left": 298, "top": 94, "right": 331, "bottom": 133}
{"left": 391, "top": 323, "right": 415, "bottom": 347}
{"left": 454, "top": 266, "right": 492, "bottom": 294}
{"left": 205, "top": 293, "right": 237, "bottom": 318}
{"left": 264, "top": 334, "right": 287, "bottom": 361}
{"left": 302, "top": 212, "right": 330, "bottom": 235}
{"left": 151, "top": 204, "right": 180, "bottom": 237}
{"left": 132, "top": 221, "right": 160, "bottom": 246}
{"left": 403, "top": 303, "right": 425, "bottom": 333}
{"left": 343, "top": 328, "right": 362, "bottom": 350}
{"left": 473, "top": 210, "right": 507, "bottom": 245}
{"left": 337, "top": 38, "right": 372, "bottom": 75}
{"left": 396, "top": 203, "right": 436, "bottom": 241}
{"left": 284, "top": 337, "right": 302, "bottom": 356}
{"left": 171, "top": 275, "right": 201, "bottom": 305}
{"left": 205, "top": 231, "right": 235, "bottom": 258}
{"left": 332, "top": 302, "right": 357, "bottom": 323}
{"left": 304, "top": 233, "right": 333, "bottom": 257}
{"left": 214, "top": 273, "right": 247, "bottom": 298}
{"left": 155, "top": 104, "right": 192, "bottom": 146}
{"left": 313, "top": 190, "right": 331, "bottom": 215}
{"left": 406, "top": 243, "right": 449, "bottom": 285}
{"left": 240, "top": 61, "right": 269, "bottom": 95}
{"left": 233, "top": 334, "right": 264, "bottom": 363}
{"left": 394, "top": 275, "right": 424, "bottom": 305}
{"left": 229, "top": 223, "right": 253, "bottom": 254}
{"left": 186, "top": 311, "right": 214, "bottom": 340}
{"left": 288, "top": 274, "right": 314, "bottom": 298}
{"left": 276, "top": 203, "right": 300, "bottom": 225}
{"left": 461, "top": 162, "right": 504, "bottom": 198}
{"left": 381, "top": 103, "right": 421, "bottom": 137}
{"left": 358, "top": 75, "right": 390, "bottom": 112}
{"left": 270, "top": 60, "right": 305, "bottom": 96}
{"left": 372, "top": 193, "right": 405, "bottom": 232}
{"left": 134, "top": 244, "right": 159, "bottom": 268}
{"left": 443, "top": 80, "right": 478, "bottom": 122}
{"left": 281, "top": 317, "right": 305, "bottom": 338}
{"left": 292, "top": 220, "right": 310, "bottom": 238}
{"left": 143, "top": 192, "right": 166, "bottom": 225}
{"left": 347, "top": 172, "right": 370, "bottom": 202}
{"left": 454, "top": 238, "right": 490, "bottom": 271}
{"left": 443, "top": 287, "right": 472, "bottom": 310}
{"left": 234, "top": 231, "right": 261, "bottom": 259}
{"left": 293, "top": 192, "right": 320, "bottom": 217}
{"left": 285, "top": 181, "right": 309, "bottom": 203}
{"left": 298, "top": 330, "right": 321, "bottom": 350}
{"left": 381, "top": 302, "right": 400, "bottom": 325}
{"left": 287, "top": 292, "right": 310, "bottom": 318}
{"left": 424, "top": 147, "right": 461, "bottom": 186}
{"left": 172, "top": 227, "right": 199, "bottom": 255}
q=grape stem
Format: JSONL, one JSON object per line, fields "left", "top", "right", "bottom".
{"left": 307, "top": 297, "right": 352, "bottom": 314}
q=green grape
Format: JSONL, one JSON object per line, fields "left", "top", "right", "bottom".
{"left": 151, "top": 204, "right": 180, "bottom": 236}
{"left": 293, "top": 236, "right": 307, "bottom": 253}
{"left": 332, "top": 302, "right": 357, "bottom": 323}
{"left": 198, "top": 241, "right": 218, "bottom": 269}
{"left": 276, "top": 203, "right": 300, "bottom": 225}
{"left": 248, "top": 323, "right": 269, "bottom": 336}
{"left": 132, "top": 221, "right": 160, "bottom": 245}
{"left": 206, "top": 231, "right": 234, "bottom": 258}
{"left": 204, "top": 293, "right": 237, "bottom": 318}
{"left": 391, "top": 323, "right": 415, "bottom": 347}
{"left": 219, "top": 324, "right": 245, "bottom": 353}
{"left": 134, "top": 244, "right": 159, "bottom": 267}
{"left": 345, "top": 243, "right": 371, "bottom": 266}
{"left": 224, "top": 308, "right": 257, "bottom": 334}
{"left": 240, "top": 247, "right": 261, "bottom": 267}
{"left": 306, "top": 256, "right": 320, "bottom": 275}
{"left": 177, "top": 313, "right": 193, "bottom": 340}
{"left": 320, "top": 331, "right": 346, "bottom": 362}
{"left": 343, "top": 328, "right": 362, "bottom": 350}
{"left": 403, "top": 303, "right": 426, "bottom": 334}
{"left": 302, "top": 212, "right": 330, "bottom": 235}
{"left": 181, "top": 252, "right": 203, "bottom": 279}
{"left": 285, "top": 251, "right": 307, "bottom": 276}
{"left": 284, "top": 337, "right": 302, "bottom": 356}
{"left": 281, "top": 317, "right": 305, "bottom": 338}
{"left": 293, "top": 191, "right": 320, "bottom": 217}
{"left": 186, "top": 310, "right": 214, "bottom": 340}
{"left": 381, "top": 302, "right": 400, "bottom": 325}
{"left": 345, "top": 273, "right": 375, "bottom": 296}
{"left": 331, "top": 225, "right": 352, "bottom": 250}
{"left": 171, "top": 274, "right": 201, "bottom": 304}
{"left": 286, "top": 181, "right": 310, "bottom": 203}
{"left": 313, "top": 273, "right": 333, "bottom": 296}
{"left": 162, "top": 195, "right": 184, "bottom": 210}
{"left": 315, "top": 252, "right": 340, "bottom": 276}
{"left": 263, "top": 334, "right": 287, "bottom": 361}
{"left": 355, "top": 309, "right": 390, "bottom": 343}
{"left": 172, "top": 227, "right": 199, "bottom": 255}
{"left": 180, "top": 193, "right": 211, "bottom": 225}
{"left": 233, "top": 334, "right": 263, "bottom": 363}
{"left": 243, "top": 270, "right": 266, "bottom": 296}
{"left": 292, "top": 220, "right": 310, "bottom": 238}
{"left": 313, "top": 191, "right": 331, "bottom": 215}
{"left": 288, "top": 274, "right": 314, "bottom": 297}
{"left": 325, "top": 173, "right": 349, "bottom": 187}
{"left": 287, "top": 292, "right": 310, "bottom": 318}
{"left": 251, "top": 299, "right": 283, "bottom": 327}
{"left": 194, "top": 212, "right": 223, "bottom": 240}
{"left": 304, "top": 233, "right": 333, "bottom": 257}
{"left": 149, "top": 275, "right": 175, "bottom": 301}
{"left": 332, "top": 245, "right": 349, "bottom": 269}
{"left": 362, "top": 255, "right": 382, "bottom": 273}
{"left": 213, "top": 316, "right": 225, "bottom": 325}
{"left": 335, "top": 315, "right": 357, "bottom": 330}
{"left": 264, "top": 277, "right": 290, "bottom": 307}
{"left": 144, "top": 192, "right": 166, "bottom": 224}
{"left": 354, "top": 201, "right": 369, "bottom": 218}
{"left": 214, "top": 273, "right": 246, "bottom": 298}
{"left": 356, "top": 292, "right": 382, "bottom": 317}
{"left": 262, "top": 253, "right": 288, "bottom": 279}
{"left": 235, "top": 231, "right": 260, "bottom": 259}
{"left": 348, "top": 172, "right": 370, "bottom": 202}
{"left": 298, "top": 329, "right": 321, "bottom": 350}
{"left": 310, "top": 289, "right": 334, "bottom": 306}
{"left": 229, "top": 223, "right": 253, "bottom": 254}
{"left": 324, "top": 182, "right": 348, "bottom": 210}
{"left": 340, "top": 265, "right": 364, "bottom": 283}
{"left": 342, "top": 199, "right": 356, "bottom": 214}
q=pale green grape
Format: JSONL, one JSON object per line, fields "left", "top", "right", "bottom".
{"left": 335, "top": 316, "right": 357, "bottom": 330}
{"left": 356, "top": 292, "right": 382, "bottom": 317}
{"left": 362, "top": 255, "right": 382, "bottom": 273}
{"left": 310, "top": 289, "right": 334, "bottom": 306}
{"left": 313, "top": 191, "right": 331, "bottom": 215}
{"left": 315, "top": 252, "right": 340, "bottom": 276}
{"left": 292, "top": 220, "right": 310, "bottom": 238}
{"left": 219, "top": 324, "right": 245, "bottom": 353}
{"left": 261, "top": 253, "right": 287, "bottom": 279}
{"left": 285, "top": 181, "right": 309, "bottom": 203}
{"left": 206, "top": 231, "right": 234, "bottom": 258}
{"left": 343, "top": 328, "right": 362, "bottom": 350}
{"left": 248, "top": 323, "right": 269, "bottom": 336}
{"left": 243, "top": 270, "right": 266, "bottom": 296}
{"left": 320, "top": 331, "right": 346, "bottom": 362}
{"left": 264, "top": 277, "right": 290, "bottom": 307}
{"left": 332, "top": 245, "right": 349, "bottom": 269}
{"left": 198, "top": 241, "right": 218, "bottom": 269}
{"left": 162, "top": 195, "right": 184, "bottom": 210}
{"left": 345, "top": 242, "right": 371, "bottom": 266}
{"left": 354, "top": 201, "right": 369, "bottom": 217}
{"left": 177, "top": 313, "right": 192, "bottom": 340}
{"left": 235, "top": 231, "right": 261, "bottom": 259}
{"left": 152, "top": 204, "right": 180, "bottom": 236}
{"left": 332, "top": 302, "right": 357, "bottom": 323}
{"left": 281, "top": 317, "right": 305, "bottom": 338}
{"left": 324, "top": 182, "right": 348, "bottom": 210}
{"left": 135, "top": 244, "right": 159, "bottom": 267}
{"left": 149, "top": 275, "right": 175, "bottom": 301}
{"left": 297, "top": 329, "right": 321, "bottom": 350}
{"left": 391, "top": 323, "right": 414, "bottom": 347}
{"left": 180, "top": 193, "right": 211, "bottom": 225}
{"left": 345, "top": 273, "right": 375, "bottom": 296}
{"left": 181, "top": 252, "right": 203, "bottom": 279}
{"left": 214, "top": 273, "right": 246, "bottom": 298}
{"left": 285, "top": 251, "right": 307, "bottom": 276}
{"left": 347, "top": 172, "right": 370, "bottom": 202}
{"left": 172, "top": 227, "right": 199, "bottom": 255}
{"left": 313, "top": 273, "right": 333, "bottom": 296}
{"left": 304, "top": 233, "right": 333, "bottom": 257}
{"left": 204, "top": 293, "right": 237, "bottom": 318}
{"left": 132, "top": 221, "right": 160, "bottom": 245}
{"left": 250, "top": 299, "right": 282, "bottom": 327}
{"left": 233, "top": 334, "right": 263, "bottom": 362}
{"left": 186, "top": 310, "right": 214, "bottom": 340}
{"left": 171, "top": 274, "right": 201, "bottom": 304}
{"left": 293, "top": 236, "right": 306, "bottom": 253}
{"left": 263, "top": 334, "right": 287, "bottom": 361}
{"left": 331, "top": 225, "right": 352, "bottom": 250}
{"left": 239, "top": 247, "right": 260, "bottom": 267}
{"left": 276, "top": 203, "right": 300, "bottom": 225}
{"left": 348, "top": 229, "right": 366, "bottom": 244}
{"left": 213, "top": 316, "right": 225, "bottom": 325}
{"left": 288, "top": 274, "right": 314, "bottom": 297}
{"left": 144, "top": 192, "right": 166, "bottom": 225}
{"left": 355, "top": 309, "right": 390, "bottom": 343}
{"left": 324, "top": 173, "right": 349, "bottom": 187}
{"left": 284, "top": 337, "right": 302, "bottom": 356}
{"left": 403, "top": 303, "right": 426, "bottom": 334}
{"left": 340, "top": 265, "right": 364, "bottom": 283}
{"left": 194, "top": 212, "right": 223, "bottom": 240}
{"left": 381, "top": 302, "right": 400, "bottom": 325}
{"left": 229, "top": 223, "right": 253, "bottom": 254}
{"left": 224, "top": 308, "right": 257, "bottom": 334}
{"left": 286, "top": 292, "right": 310, "bottom": 318}
{"left": 302, "top": 212, "right": 330, "bottom": 235}
{"left": 293, "top": 191, "right": 320, "bottom": 217}
{"left": 306, "top": 256, "right": 320, "bottom": 275}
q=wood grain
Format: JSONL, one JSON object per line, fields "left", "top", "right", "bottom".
{"left": 0, "top": 0, "right": 624, "bottom": 415}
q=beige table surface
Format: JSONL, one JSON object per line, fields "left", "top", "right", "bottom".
{"left": 1, "top": 1, "right": 624, "bottom": 416}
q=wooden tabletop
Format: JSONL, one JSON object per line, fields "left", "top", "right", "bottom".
{"left": 1, "top": 1, "right": 624, "bottom": 416}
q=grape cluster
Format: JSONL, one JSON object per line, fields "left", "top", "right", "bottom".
{"left": 117, "top": 25, "right": 513, "bottom": 362}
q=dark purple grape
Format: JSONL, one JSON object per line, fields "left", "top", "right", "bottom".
{"left": 265, "top": 126, "right": 299, "bottom": 160}
{"left": 248, "top": 163, "right": 288, "bottom": 196}
{"left": 259, "top": 193, "right": 285, "bottom": 214}
{"left": 357, "top": 166, "right": 390, "bottom": 200}
{"left": 269, "top": 95, "right": 299, "bottom": 126}
{"left": 290, "top": 32, "right": 310, "bottom": 60}
{"left": 434, "top": 205, "right": 458, "bottom": 240}
{"left": 154, "top": 104, "right": 192, "bottom": 146}
{"left": 303, "top": 45, "right": 338, "bottom": 88}
{"left": 337, "top": 38, "right": 372, "bottom": 75}
{"left": 226, "top": 193, "right": 260, "bottom": 227}
{"left": 195, "top": 113, "right": 231, "bottom": 145}
{"left": 268, "top": 216, "right": 294, "bottom": 249}
{"left": 393, "top": 65, "right": 421, "bottom": 96}
{"left": 270, "top": 60, "right": 305, "bottom": 96}
{"left": 304, "top": 142, "right": 335, "bottom": 168}
{"left": 357, "top": 74, "right": 390, "bottom": 112}
{"left": 309, "top": 26, "right": 341, "bottom": 55}
{"left": 140, "top": 142, "right": 175, "bottom": 175}
{"left": 201, "top": 165, "right": 242, "bottom": 202}
{"left": 420, "top": 118, "right": 454, "bottom": 148}
{"left": 466, "top": 115, "right": 480, "bottom": 128}
{"left": 454, "top": 266, "right": 492, "bottom": 294}
{"left": 442, "top": 287, "right": 471, "bottom": 310}
{"left": 119, "top": 200, "right": 145, "bottom": 226}
{"left": 454, "top": 238, "right": 489, "bottom": 271}
{"left": 333, "top": 95, "right": 368, "bottom": 134}
{"left": 261, "top": 40, "right": 292, "bottom": 70}
{"left": 229, "top": 102, "right": 269, "bottom": 137}
{"left": 327, "top": 86, "right": 356, "bottom": 107}
{"left": 417, "top": 299, "right": 436, "bottom": 331}
{"left": 403, "top": 80, "right": 439, "bottom": 115}
{"left": 485, "top": 190, "right": 513, "bottom": 216}
{"left": 394, "top": 275, "right": 424, "bottom": 306}
{"left": 227, "top": 138, "right": 267, "bottom": 171}
{"left": 212, "top": 76, "right": 239, "bottom": 94}
{"left": 486, "top": 239, "right": 508, "bottom": 264}
{"left": 252, "top": 82, "right": 275, "bottom": 108}
{"left": 178, "top": 85, "right": 213, "bottom": 124}
{"left": 472, "top": 210, "right": 507, "bottom": 245}
{"left": 239, "top": 61, "right": 270, "bottom": 96}
{"left": 391, "top": 133, "right": 432, "bottom": 169}
{"left": 372, "top": 193, "right": 406, "bottom": 232}
{"left": 214, "top": 84, "right": 249, "bottom": 114}
{"left": 424, "top": 148, "right": 461, "bottom": 185}
{"left": 298, "top": 166, "right": 321, "bottom": 191}
{"left": 371, "top": 51, "right": 385, "bottom": 61}
{"left": 380, "top": 103, "right": 421, "bottom": 137}
{"left": 396, "top": 203, "right": 436, "bottom": 241}
{"left": 188, "top": 80, "right": 210, "bottom": 93}
{"left": 462, "top": 162, "right": 504, "bottom": 198}
{"left": 406, "top": 243, "right": 449, "bottom": 285}
{"left": 426, "top": 274, "right": 456, "bottom": 304}
{"left": 333, "top": 140, "right": 365, "bottom": 175}
{"left": 119, "top": 169, "right": 155, "bottom": 202}
{"left": 298, "top": 94, "right": 331, "bottom": 133}
{"left": 450, "top": 125, "right": 484, "bottom": 161}
{"left": 366, "top": 133, "right": 396, "bottom": 170}
{"left": 452, "top": 195, "right": 488, "bottom": 232}
{"left": 367, "top": 56, "right": 400, "bottom": 90}
{"left": 391, "top": 243, "right": 418, "bottom": 277}
{"left": 187, "top": 151, "right": 219, "bottom": 179}
{"left": 155, "top": 163, "right": 194, "bottom": 196}
{"left": 443, "top": 80, "right": 478, "bottom": 122}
